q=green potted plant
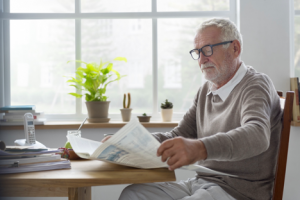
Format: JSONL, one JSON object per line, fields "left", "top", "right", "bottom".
{"left": 161, "top": 99, "right": 173, "bottom": 122}
{"left": 137, "top": 113, "right": 151, "bottom": 122}
{"left": 120, "top": 93, "right": 132, "bottom": 122}
{"left": 66, "top": 57, "right": 127, "bottom": 123}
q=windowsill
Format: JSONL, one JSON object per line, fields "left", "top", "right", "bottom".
{"left": 291, "top": 121, "right": 300, "bottom": 127}
{"left": 1, "top": 121, "right": 298, "bottom": 131}
{"left": 0, "top": 121, "right": 179, "bottom": 130}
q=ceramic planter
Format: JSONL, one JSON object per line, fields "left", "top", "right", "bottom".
{"left": 85, "top": 101, "right": 110, "bottom": 123}
{"left": 137, "top": 116, "right": 151, "bottom": 122}
{"left": 120, "top": 108, "right": 132, "bottom": 122}
{"left": 68, "top": 149, "right": 82, "bottom": 160}
{"left": 161, "top": 108, "right": 173, "bottom": 122}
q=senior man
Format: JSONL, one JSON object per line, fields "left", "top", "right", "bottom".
{"left": 104, "top": 18, "right": 282, "bottom": 200}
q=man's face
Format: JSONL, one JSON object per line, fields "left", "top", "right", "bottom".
{"left": 194, "top": 26, "right": 236, "bottom": 86}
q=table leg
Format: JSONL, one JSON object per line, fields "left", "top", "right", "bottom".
{"left": 68, "top": 187, "right": 91, "bottom": 200}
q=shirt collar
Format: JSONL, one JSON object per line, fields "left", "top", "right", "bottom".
{"left": 206, "top": 62, "right": 247, "bottom": 101}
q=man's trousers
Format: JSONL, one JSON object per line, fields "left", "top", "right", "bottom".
{"left": 119, "top": 177, "right": 236, "bottom": 200}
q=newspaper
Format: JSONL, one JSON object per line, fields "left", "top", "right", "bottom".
{"left": 67, "top": 119, "right": 236, "bottom": 176}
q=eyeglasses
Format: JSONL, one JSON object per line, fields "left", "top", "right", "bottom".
{"left": 189, "top": 41, "right": 233, "bottom": 60}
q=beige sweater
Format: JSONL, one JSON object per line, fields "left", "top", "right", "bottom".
{"left": 153, "top": 66, "right": 282, "bottom": 200}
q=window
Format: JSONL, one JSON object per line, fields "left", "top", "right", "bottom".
{"left": 17, "top": 63, "right": 29, "bottom": 87}
{"left": 127, "top": 62, "right": 145, "bottom": 89}
{"left": 40, "top": 63, "right": 53, "bottom": 88}
{"left": 163, "top": 61, "right": 182, "bottom": 89}
{"left": 0, "top": 0, "right": 237, "bottom": 121}
{"left": 294, "top": 0, "right": 300, "bottom": 78}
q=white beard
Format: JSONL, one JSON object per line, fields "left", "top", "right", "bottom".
{"left": 201, "top": 54, "right": 236, "bottom": 86}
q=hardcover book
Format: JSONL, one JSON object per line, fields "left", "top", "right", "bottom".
{"left": 0, "top": 105, "right": 36, "bottom": 111}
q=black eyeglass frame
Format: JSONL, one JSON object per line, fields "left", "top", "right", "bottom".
{"left": 189, "top": 40, "right": 233, "bottom": 60}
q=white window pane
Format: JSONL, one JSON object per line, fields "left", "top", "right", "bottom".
{"left": 81, "top": 19, "right": 152, "bottom": 115}
{"left": 163, "top": 62, "right": 182, "bottom": 88}
{"left": 40, "top": 63, "right": 53, "bottom": 87}
{"left": 157, "top": 0, "right": 229, "bottom": 12}
{"left": 295, "top": 16, "right": 300, "bottom": 78}
{"left": 10, "top": 20, "right": 76, "bottom": 114}
{"left": 158, "top": 18, "right": 206, "bottom": 113}
{"left": 295, "top": 0, "right": 300, "bottom": 10}
{"left": 10, "top": 0, "right": 75, "bottom": 13}
{"left": 81, "top": 0, "right": 151, "bottom": 13}
{"left": 17, "top": 64, "right": 29, "bottom": 87}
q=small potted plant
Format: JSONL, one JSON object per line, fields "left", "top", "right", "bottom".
{"left": 137, "top": 113, "right": 151, "bottom": 122}
{"left": 120, "top": 93, "right": 132, "bottom": 122}
{"left": 66, "top": 57, "right": 127, "bottom": 123}
{"left": 161, "top": 99, "right": 173, "bottom": 122}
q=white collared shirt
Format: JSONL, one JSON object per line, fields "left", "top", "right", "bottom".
{"left": 206, "top": 62, "right": 248, "bottom": 102}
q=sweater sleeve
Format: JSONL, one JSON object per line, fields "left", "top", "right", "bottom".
{"left": 152, "top": 88, "right": 200, "bottom": 143}
{"left": 200, "top": 75, "right": 281, "bottom": 161}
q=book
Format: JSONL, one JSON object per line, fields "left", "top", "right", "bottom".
{"left": 0, "top": 154, "right": 62, "bottom": 166}
{"left": 5, "top": 146, "right": 48, "bottom": 151}
{"left": 0, "top": 105, "right": 36, "bottom": 111}
{"left": 1, "top": 110, "right": 44, "bottom": 115}
{"left": 0, "top": 111, "right": 45, "bottom": 125}
{"left": 0, "top": 160, "right": 71, "bottom": 174}
{"left": 3, "top": 115, "right": 45, "bottom": 121}
{"left": 0, "top": 147, "right": 69, "bottom": 174}
{"left": 290, "top": 77, "right": 300, "bottom": 122}
{"left": 68, "top": 119, "right": 236, "bottom": 177}
{"left": 0, "top": 148, "right": 63, "bottom": 158}
{"left": 0, "top": 120, "right": 45, "bottom": 126}
{"left": 3, "top": 112, "right": 44, "bottom": 118}
{"left": 1, "top": 117, "right": 46, "bottom": 122}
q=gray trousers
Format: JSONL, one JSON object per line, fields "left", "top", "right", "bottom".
{"left": 119, "top": 178, "right": 236, "bottom": 200}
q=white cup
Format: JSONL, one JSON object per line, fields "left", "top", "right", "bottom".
{"left": 67, "top": 130, "right": 81, "bottom": 138}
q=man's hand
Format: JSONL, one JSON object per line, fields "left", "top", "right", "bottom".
{"left": 157, "top": 137, "right": 207, "bottom": 171}
{"left": 101, "top": 135, "right": 112, "bottom": 143}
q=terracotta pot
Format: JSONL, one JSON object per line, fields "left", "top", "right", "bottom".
{"left": 120, "top": 108, "right": 132, "bottom": 122}
{"left": 137, "top": 116, "right": 151, "bottom": 122}
{"left": 161, "top": 109, "right": 173, "bottom": 122}
{"left": 68, "top": 149, "right": 82, "bottom": 160}
{"left": 85, "top": 101, "right": 110, "bottom": 118}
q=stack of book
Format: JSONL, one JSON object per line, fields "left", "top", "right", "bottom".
{"left": 0, "top": 105, "right": 45, "bottom": 125}
{"left": 0, "top": 146, "right": 70, "bottom": 174}
{"left": 290, "top": 77, "right": 300, "bottom": 122}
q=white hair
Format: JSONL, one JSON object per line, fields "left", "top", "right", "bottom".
{"left": 196, "top": 18, "right": 243, "bottom": 58}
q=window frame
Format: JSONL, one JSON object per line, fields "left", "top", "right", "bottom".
{"left": 292, "top": 0, "right": 300, "bottom": 78}
{"left": 0, "top": 0, "right": 238, "bottom": 121}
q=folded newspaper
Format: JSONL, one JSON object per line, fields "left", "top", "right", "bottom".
{"left": 67, "top": 118, "right": 235, "bottom": 177}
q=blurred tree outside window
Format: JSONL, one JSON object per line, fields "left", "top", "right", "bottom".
{"left": 294, "top": 0, "right": 300, "bottom": 78}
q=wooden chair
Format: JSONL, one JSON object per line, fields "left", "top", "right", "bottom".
{"left": 272, "top": 91, "right": 294, "bottom": 200}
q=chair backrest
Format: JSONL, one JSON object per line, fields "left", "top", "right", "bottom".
{"left": 272, "top": 91, "right": 294, "bottom": 200}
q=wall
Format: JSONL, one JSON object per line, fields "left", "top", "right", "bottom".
{"left": 240, "top": 0, "right": 300, "bottom": 199}
{"left": 240, "top": 0, "right": 291, "bottom": 92}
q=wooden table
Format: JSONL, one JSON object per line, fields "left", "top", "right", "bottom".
{"left": 0, "top": 160, "right": 176, "bottom": 200}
